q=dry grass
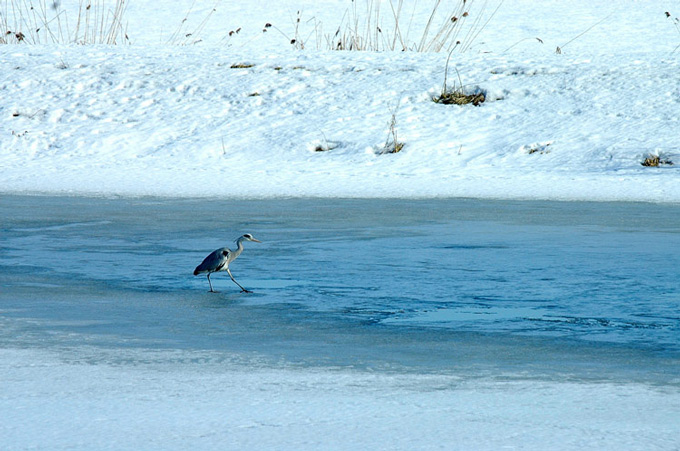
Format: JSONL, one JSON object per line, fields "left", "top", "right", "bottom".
{"left": 269, "top": 0, "right": 504, "bottom": 53}
{"left": 524, "top": 142, "right": 552, "bottom": 155}
{"left": 267, "top": 10, "right": 314, "bottom": 50}
{"left": 667, "top": 10, "right": 680, "bottom": 54}
{"left": 1, "top": 0, "right": 222, "bottom": 45}
{"left": 555, "top": 12, "right": 613, "bottom": 54}
{"left": 432, "top": 51, "right": 485, "bottom": 106}
{"left": 641, "top": 154, "right": 674, "bottom": 167}
{"left": 1, "top": 0, "right": 130, "bottom": 44}
{"left": 386, "top": 141, "right": 405, "bottom": 153}
{"left": 167, "top": 0, "right": 221, "bottom": 45}
{"left": 380, "top": 105, "right": 404, "bottom": 154}
{"left": 434, "top": 90, "right": 485, "bottom": 105}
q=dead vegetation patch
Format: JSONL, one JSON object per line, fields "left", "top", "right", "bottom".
{"left": 433, "top": 91, "right": 485, "bottom": 106}
{"left": 432, "top": 52, "right": 486, "bottom": 106}
{"left": 520, "top": 141, "right": 553, "bottom": 155}
{"left": 641, "top": 154, "right": 674, "bottom": 167}
{"left": 385, "top": 141, "right": 405, "bottom": 153}
{"left": 380, "top": 106, "right": 404, "bottom": 154}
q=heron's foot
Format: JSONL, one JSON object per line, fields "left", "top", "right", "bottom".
{"left": 241, "top": 289, "right": 253, "bottom": 293}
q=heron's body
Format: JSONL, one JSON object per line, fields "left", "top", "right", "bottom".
{"left": 194, "top": 234, "right": 261, "bottom": 292}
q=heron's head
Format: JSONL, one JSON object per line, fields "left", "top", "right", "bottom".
{"left": 241, "top": 233, "right": 262, "bottom": 243}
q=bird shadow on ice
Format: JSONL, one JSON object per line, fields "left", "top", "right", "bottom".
{"left": 186, "top": 278, "right": 306, "bottom": 300}
{"left": 181, "top": 289, "right": 256, "bottom": 310}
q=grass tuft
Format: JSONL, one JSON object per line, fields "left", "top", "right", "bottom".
{"left": 432, "top": 51, "right": 485, "bottom": 106}
{"left": 380, "top": 103, "right": 404, "bottom": 154}
{"left": 641, "top": 154, "right": 674, "bottom": 167}
{"left": 434, "top": 90, "right": 485, "bottom": 106}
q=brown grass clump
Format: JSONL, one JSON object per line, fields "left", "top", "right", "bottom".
{"left": 230, "top": 63, "right": 254, "bottom": 69}
{"left": 433, "top": 91, "right": 485, "bottom": 106}
{"left": 641, "top": 155, "right": 674, "bottom": 167}
{"left": 432, "top": 50, "right": 485, "bottom": 106}
{"left": 387, "top": 141, "right": 405, "bottom": 153}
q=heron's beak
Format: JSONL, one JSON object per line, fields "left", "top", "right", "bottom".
{"left": 252, "top": 238, "right": 262, "bottom": 243}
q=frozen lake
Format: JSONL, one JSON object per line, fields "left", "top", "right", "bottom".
{"left": 2, "top": 195, "right": 679, "bottom": 378}
{"left": 1, "top": 195, "right": 679, "bottom": 449}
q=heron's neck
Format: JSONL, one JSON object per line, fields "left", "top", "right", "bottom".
{"left": 231, "top": 238, "right": 245, "bottom": 259}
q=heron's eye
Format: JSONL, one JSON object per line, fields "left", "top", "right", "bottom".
{"left": 222, "top": 251, "right": 228, "bottom": 256}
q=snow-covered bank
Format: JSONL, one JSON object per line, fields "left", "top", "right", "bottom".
{"left": 2, "top": 47, "right": 678, "bottom": 201}
{"left": 2, "top": 0, "right": 679, "bottom": 201}
{"left": 2, "top": 347, "right": 679, "bottom": 451}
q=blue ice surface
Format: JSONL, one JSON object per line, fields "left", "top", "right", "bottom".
{"left": 1, "top": 196, "right": 678, "bottom": 382}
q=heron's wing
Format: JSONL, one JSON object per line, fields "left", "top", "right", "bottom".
{"left": 215, "top": 258, "right": 228, "bottom": 272}
{"left": 194, "top": 247, "right": 229, "bottom": 274}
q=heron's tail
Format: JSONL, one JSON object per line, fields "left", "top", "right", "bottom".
{"left": 193, "top": 267, "right": 200, "bottom": 276}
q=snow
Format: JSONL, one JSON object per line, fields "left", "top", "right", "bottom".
{"left": 3, "top": 347, "right": 680, "bottom": 451}
{"left": 1, "top": 0, "right": 679, "bottom": 201}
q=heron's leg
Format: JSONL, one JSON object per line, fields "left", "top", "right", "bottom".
{"left": 227, "top": 268, "right": 251, "bottom": 293}
{"left": 207, "top": 273, "right": 215, "bottom": 292}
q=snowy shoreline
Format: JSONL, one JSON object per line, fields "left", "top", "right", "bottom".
{"left": 3, "top": 346, "right": 679, "bottom": 451}
{"left": 3, "top": 45, "right": 679, "bottom": 202}
{"left": 3, "top": 0, "right": 679, "bottom": 202}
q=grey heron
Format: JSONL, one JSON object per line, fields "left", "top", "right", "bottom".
{"left": 193, "top": 233, "right": 262, "bottom": 293}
